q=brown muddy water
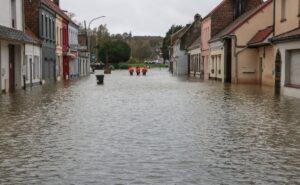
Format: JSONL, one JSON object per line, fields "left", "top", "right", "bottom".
{"left": 0, "top": 69, "right": 299, "bottom": 185}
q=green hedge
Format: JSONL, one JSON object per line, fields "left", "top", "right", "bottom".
{"left": 115, "top": 63, "right": 167, "bottom": 69}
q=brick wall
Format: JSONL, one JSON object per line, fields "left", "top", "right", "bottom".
{"left": 181, "top": 16, "right": 202, "bottom": 50}
{"left": 24, "top": 0, "right": 40, "bottom": 38}
{"left": 78, "top": 35, "right": 87, "bottom": 47}
{"left": 211, "top": 0, "right": 262, "bottom": 36}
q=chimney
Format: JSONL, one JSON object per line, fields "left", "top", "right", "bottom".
{"left": 194, "top": 14, "right": 202, "bottom": 22}
{"left": 53, "top": 0, "right": 59, "bottom": 6}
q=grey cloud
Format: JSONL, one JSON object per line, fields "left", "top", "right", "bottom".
{"left": 61, "top": 0, "right": 221, "bottom": 36}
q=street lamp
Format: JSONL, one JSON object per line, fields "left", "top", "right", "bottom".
{"left": 88, "top": 16, "right": 106, "bottom": 29}
{"left": 86, "top": 16, "right": 106, "bottom": 64}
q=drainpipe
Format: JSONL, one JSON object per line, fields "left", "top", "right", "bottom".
{"left": 273, "top": 0, "right": 276, "bottom": 37}
{"left": 0, "top": 40, "right": 1, "bottom": 93}
{"left": 227, "top": 35, "right": 247, "bottom": 84}
{"left": 22, "top": 0, "right": 27, "bottom": 90}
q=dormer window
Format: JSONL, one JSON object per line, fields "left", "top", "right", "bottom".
{"left": 11, "top": 0, "right": 16, "bottom": 28}
{"left": 234, "top": 0, "right": 246, "bottom": 20}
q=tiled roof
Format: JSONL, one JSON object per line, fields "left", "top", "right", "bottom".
{"left": 271, "top": 27, "right": 300, "bottom": 43}
{"left": 171, "top": 25, "right": 191, "bottom": 45}
{"left": 248, "top": 26, "right": 273, "bottom": 46}
{"left": 0, "top": 25, "right": 33, "bottom": 43}
{"left": 187, "top": 36, "right": 201, "bottom": 50}
{"left": 41, "top": 0, "right": 70, "bottom": 21}
{"left": 209, "top": 0, "right": 273, "bottom": 43}
{"left": 203, "top": 0, "right": 227, "bottom": 19}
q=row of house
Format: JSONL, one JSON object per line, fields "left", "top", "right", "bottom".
{"left": 170, "top": 0, "right": 300, "bottom": 99}
{"left": 0, "top": 0, "right": 90, "bottom": 93}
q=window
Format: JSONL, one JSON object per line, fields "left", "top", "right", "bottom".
{"left": 52, "top": 20, "right": 55, "bottom": 41}
{"left": 281, "top": 0, "right": 287, "bottom": 21}
{"left": 11, "top": 0, "right": 16, "bottom": 28}
{"left": 41, "top": 14, "right": 44, "bottom": 37}
{"left": 33, "top": 59, "right": 36, "bottom": 79}
{"left": 60, "top": 28, "right": 63, "bottom": 45}
{"left": 45, "top": 17, "right": 48, "bottom": 38}
{"left": 50, "top": 19, "right": 52, "bottom": 40}
{"left": 34, "top": 56, "right": 40, "bottom": 79}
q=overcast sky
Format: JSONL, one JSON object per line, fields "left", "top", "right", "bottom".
{"left": 60, "top": 0, "right": 222, "bottom": 36}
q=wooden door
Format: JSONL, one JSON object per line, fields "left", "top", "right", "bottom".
{"left": 8, "top": 45, "right": 15, "bottom": 92}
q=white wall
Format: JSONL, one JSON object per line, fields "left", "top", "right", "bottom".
{"left": 68, "top": 24, "right": 78, "bottom": 46}
{"left": 0, "top": 0, "right": 23, "bottom": 30}
{"left": 172, "top": 41, "right": 188, "bottom": 76}
{"left": 25, "top": 44, "right": 42, "bottom": 84}
{"left": 277, "top": 41, "right": 300, "bottom": 99}
{"left": 1, "top": 41, "right": 9, "bottom": 91}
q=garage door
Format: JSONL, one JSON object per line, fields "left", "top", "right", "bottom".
{"left": 290, "top": 50, "right": 300, "bottom": 85}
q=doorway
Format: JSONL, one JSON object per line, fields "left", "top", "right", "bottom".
{"left": 225, "top": 39, "right": 232, "bottom": 83}
{"left": 9, "top": 45, "right": 15, "bottom": 92}
{"left": 259, "top": 57, "right": 263, "bottom": 85}
{"left": 275, "top": 51, "right": 282, "bottom": 94}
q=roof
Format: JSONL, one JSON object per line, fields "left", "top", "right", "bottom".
{"left": 41, "top": 0, "right": 70, "bottom": 21}
{"left": 187, "top": 36, "right": 201, "bottom": 50}
{"left": 271, "top": 27, "right": 300, "bottom": 43}
{"left": 170, "top": 25, "right": 191, "bottom": 45}
{"left": 25, "top": 27, "right": 41, "bottom": 45}
{"left": 203, "top": 0, "right": 227, "bottom": 19}
{"left": 209, "top": 0, "right": 273, "bottom": 43}
{"left": 0, "top": 25, "right": 33, "bottom": 43}
{"left": 248, "top": 26, "right": 273, "bottom": 46}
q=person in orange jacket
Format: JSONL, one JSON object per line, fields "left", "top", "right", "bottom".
{"left": 129, "top": 67, "right": 134, "bottom": 76}
{"left": 136, "top": 66, "right": 141, "bottom": 76}
{"left": 142, "top": 67, "right": 148, "bottom": 76}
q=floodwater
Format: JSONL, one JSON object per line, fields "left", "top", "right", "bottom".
{"left": 0, "top": 69, "right": 299, "bottom": 185}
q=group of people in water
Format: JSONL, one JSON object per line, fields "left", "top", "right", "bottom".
{"left": 128, "top": 66, "right": 148, "bottom": 76}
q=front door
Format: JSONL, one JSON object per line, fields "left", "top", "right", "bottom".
{"left": 9, "top": 45, "right": 15, "bottom": 92}
{"left": 259, "top": 57, "right": 263, "bottom": 85}
{"left": 275, "top": 51, "right": 282, "bottom": 94}
{"left": 63, "top": 56, "right": 69, "bottom": 80}
{"left": 225, "top": 39, "right": 232, "bottom": 83}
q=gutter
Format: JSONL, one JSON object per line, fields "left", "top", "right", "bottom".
{"left": 271, "top": 35, "right": 300, "bottom": 43}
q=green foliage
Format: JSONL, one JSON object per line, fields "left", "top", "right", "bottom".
{"left": 98, "top": 39, "right": 131, "bottom": 64}
{"left": 161, "top": 25, "right": 183, "bottom": 61}
{"left": 128, "top": 58, "right": 143, "bottom": 64}
{"left": 115, "top": 63, "right": 167, "bottom": 69}
{"left": 129, "top": 36, "right": 163, "bottom": 61}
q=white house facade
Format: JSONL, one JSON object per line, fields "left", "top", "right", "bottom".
{"left": 171, "top": 40, "right": 188, "bottom": 76}
{"left": 68, "top": 22, "right": 79, "bottom": 78}
{"left": 0, "top": 0, "right": 33, "bottom": 92}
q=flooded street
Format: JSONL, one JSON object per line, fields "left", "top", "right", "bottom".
{"left": 0, "top": 69, "right": 299, "bottom": 185}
